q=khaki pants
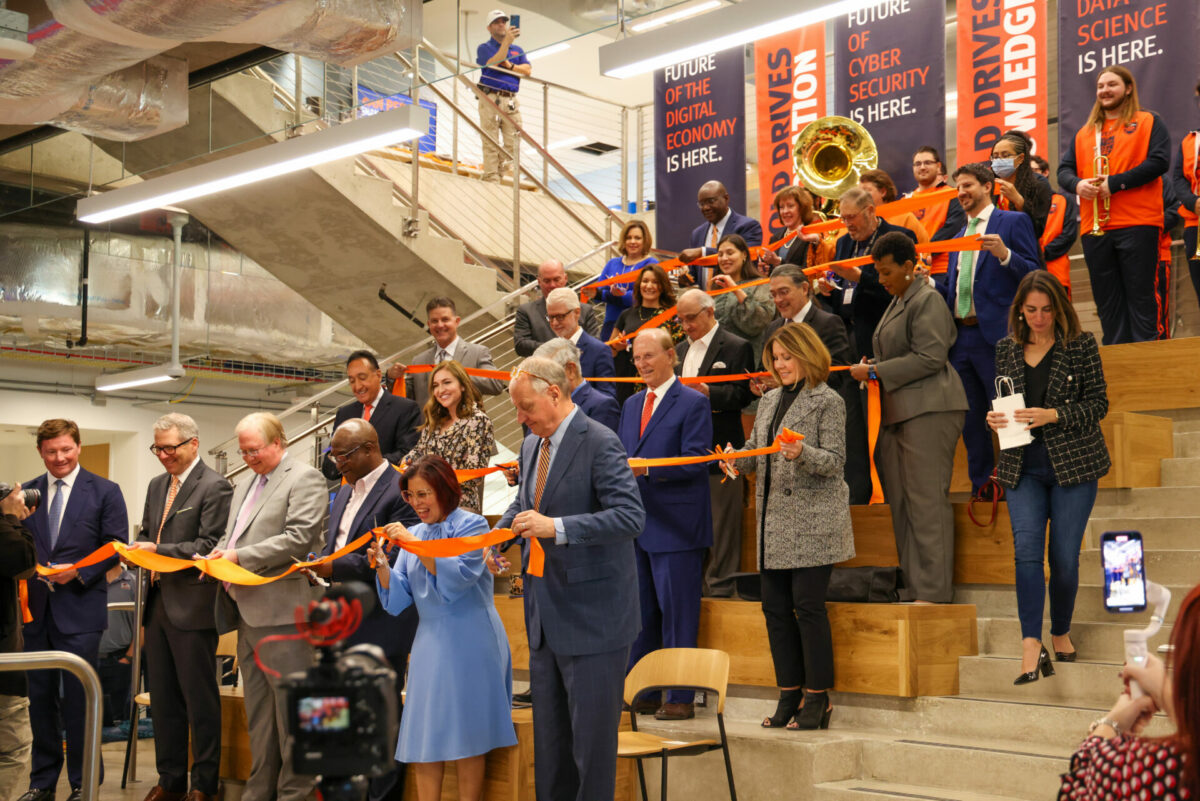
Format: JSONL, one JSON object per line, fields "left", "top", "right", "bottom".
{"left": 0, "top": 695, "right": 31, "bottom": 801}
{"left": 478, "top": 92, "right": 521, "bottom": 182}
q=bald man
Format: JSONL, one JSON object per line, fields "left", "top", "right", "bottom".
{"left": 513, "top": 259, "right": 601, "bottom": 356}
{"left": 315, "top": 419, "right": 417, "bottom": 801}
{"left": 679, "top": 180, "right": 763, "bottom": 287}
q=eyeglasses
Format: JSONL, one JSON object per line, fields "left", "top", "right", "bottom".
{"left": 237, "top": 447, "right": 268, "bottom": 458}
{"left": 840, "top": 210, "right": 868, "bottom": 224}
{"left": 329, "top": 443, "right": 364, "bottom": 463}
{"left": 149, "top": 439, "right": 195, "bottom": 456}
{"left": 401, "top": 489, "right": 437, "bottom": 504}
{"left": 697, "top": 197, "right": 724, "bottom": 208}
{"left": 546, "top": 311, "right": 576, "bottom": 323}
{"left": 912, "top": 159, "right": 938, "bottom": 167}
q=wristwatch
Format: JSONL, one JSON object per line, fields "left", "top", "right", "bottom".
{"left": 1088, "top": 717, "right": 1122, "bottom": 737}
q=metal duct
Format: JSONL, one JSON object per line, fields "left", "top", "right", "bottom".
{"left": 46, "top": 54, "right": 188, "bottom": 142}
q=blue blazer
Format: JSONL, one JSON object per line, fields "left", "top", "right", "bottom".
{"left": 940, "top": 207, "right": 1041, "bottom": 346}
{"left": 618, "top": 380, "right": 713, "bottom": 553}
{"left": 322, "top": 467, "right": 418, "bottom": 657}
{"left": 576, "top": 330, "right": 617, "bottom": 397}
{"left": 22, "top": 468, "right": 128, "bottom": 635}
{"left": 688, "top": 211, "right": 764, "bottom": 285}
{"left": 498, "top": 411, "right": 645, "bottom": 656}
{"left": 572, "top": 381, "right": 620, "bottom": 433}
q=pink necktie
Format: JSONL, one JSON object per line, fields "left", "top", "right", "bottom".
{"left": 223, "top": 475, "right": 267, "bottom": 593}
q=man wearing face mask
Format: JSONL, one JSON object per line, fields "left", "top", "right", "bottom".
{"left": 990, "top": 130, "right": 1052, "bottom": 240}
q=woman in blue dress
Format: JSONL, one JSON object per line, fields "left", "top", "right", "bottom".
{"left": 583, "top": 219, "right": 657, "bottom": 341}
{"left": 366, "top": 454, "right": 516, "bottom": 801}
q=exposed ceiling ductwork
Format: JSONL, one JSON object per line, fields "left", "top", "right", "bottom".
{"left": 0, "top": 0, "right": 417, "bottom": 140}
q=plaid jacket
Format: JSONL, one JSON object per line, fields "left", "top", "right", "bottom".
{"left": 994, "top": 333, "right": 1111, "bottom": 488}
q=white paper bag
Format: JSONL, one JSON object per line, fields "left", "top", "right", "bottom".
{"left": 992, "top": 376, "right": 1033, "bottom": 450}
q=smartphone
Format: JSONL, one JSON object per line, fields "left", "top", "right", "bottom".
{"left": 509, "top": 14, "right": 520, "bottom": 30}
{"left": 1100, "top": 530, "right": 1147, "bottom": 613}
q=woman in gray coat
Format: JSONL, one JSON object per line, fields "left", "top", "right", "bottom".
{"left": 731, "top": 323, "right": 855, "bottom": 731}
{"left": 849, "top": 232, "right": 968, "bottom": 604}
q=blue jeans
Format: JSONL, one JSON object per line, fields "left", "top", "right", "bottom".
{"left": 1006, "top": 440, "right": 1098, "bottom": 641}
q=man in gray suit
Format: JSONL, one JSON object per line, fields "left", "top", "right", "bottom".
{"left": 126, "top": 413, "right": 232, "bottom": 801}
{"left": 499, "top": 357, "right": 644, "bottom": 801}
{"left": 513, "top": 259, "right": 601, "bottom": 356}
{"left": 208, "top": 413, "right": 327, "bottom": 801}
{"left": 390, "top": 297, "right": 506, "bottom": 414}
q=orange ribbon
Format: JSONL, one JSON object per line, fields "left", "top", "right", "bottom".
{"left": 18, "top": 580, "right": 31, "bottom": 624}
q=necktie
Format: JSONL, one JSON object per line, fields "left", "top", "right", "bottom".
{"left": 48, "top": 478, "right": 65, "bottom": 550}
{"left": 640, "top": 391, "right": 656, "bottom": 437}
{"left": 157, "top": 476, "right": 180, "bottom": 543}
{"left": 362, "top": 403, "right": 373, "bottom": 422}
{"left": 532, "top": 438, "right": 551, "bottom": 510}
{"left": 956, "top": 217, "right": 983, "bottom": 318}
{"left": 224, "top": 475, "right": 267, "bottom": 593}
{"left": 708, "top": 226, "right": 718, "bottom": 248}
{"left": 436, "top": 349, "right": 448, "bottom": 364}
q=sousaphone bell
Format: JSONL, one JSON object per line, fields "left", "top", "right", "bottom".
{"left": 793, "top": 116, "right": 879, "bottom": 212}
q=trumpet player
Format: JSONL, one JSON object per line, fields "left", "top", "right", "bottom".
{"left": 1058, "top": 65, "right": 1170, "bottom": 345}
{"left": 1170, "top": 79, "right": 1200, "bottom": 312}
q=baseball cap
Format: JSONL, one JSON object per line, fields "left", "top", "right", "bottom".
{"left": 486, "top": 9, "right": 509, "bottom": 25}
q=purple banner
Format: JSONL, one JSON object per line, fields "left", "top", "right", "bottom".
{"left": 1058, "top": 1, "right": 1200, "bottom": 157}
{"left": 653, "top": 49, "right": 747, "bottom": 250}
{"left": 833, "top": 0, "right": 945, "bottom": 187}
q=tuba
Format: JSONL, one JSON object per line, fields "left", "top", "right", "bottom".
{"left": 793, "top": 116, "right": 879, "bottom": 213}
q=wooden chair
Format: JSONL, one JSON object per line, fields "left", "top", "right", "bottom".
{"left": 618, "top": 648, "right": 736, "bottom": 801}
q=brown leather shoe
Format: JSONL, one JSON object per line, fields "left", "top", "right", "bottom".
{"left": 142, "top": 788, "right": 185, "bottom": 801}
{"left": 654, "top": 702, "right": 695, "bottom": 720}
{"left": 184, "top": 791, "right": 214, "bottom": 801}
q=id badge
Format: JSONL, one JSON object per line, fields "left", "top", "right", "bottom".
{"left": 843, "top": 286, "right": 854, "bottom": 304}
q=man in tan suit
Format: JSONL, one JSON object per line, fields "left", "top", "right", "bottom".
{"left": 208, "top": 413, "right": 327, "bottom": 801}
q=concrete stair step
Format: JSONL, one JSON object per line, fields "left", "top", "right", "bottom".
{"left": 957, "top": 655, "right": 1132, "bottom": 708}
{"left": 976, "top": 617, "right": 1172, "bottom": 663}
{"left": 954, "top": 584, "right": 1186, "bottom": 623}
{"left": 1085, "top": 516, "right": 1200, "bottom": 549}
{"left": 1079, "top": 548, "right": 1200, "bottom": 587}
{"left": 858, "top": 735, "right": 1066, "bottom": 800}
{"left": 1092, "top": 486, "right": 1200, "bottom": 517}
{"left": 1175, "top": 431, "right": 1200, "bottom": 457}
{"left": 1170, "top": 417, "right": 1200, "bottom": 433}
{"left": 1159, "top": 457, "right": 1200, "bottom": 486}
{"left": 813, "top": 778, "right": 1031, "bottom": 801}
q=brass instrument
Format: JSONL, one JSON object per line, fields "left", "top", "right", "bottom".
{"left": 1090, "top": 154, "right": 1110, "bottom": 236}
{"left": 793, "top": 116, "right": 878, "bottom": 214}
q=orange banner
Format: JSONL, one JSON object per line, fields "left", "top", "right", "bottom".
{"left": 755, "top": 24, "right": 827, "bottom": 241}
{"left": 955, "top": 0, "right": 1048, "bottom": 164}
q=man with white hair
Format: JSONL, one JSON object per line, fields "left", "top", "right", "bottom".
{"left": 208, "top": 413, "right": 327, "bottom": 801}
{"left": 675, "top": 289, "right": 754, "bottom": 597}
{"left": 533, "top": 338, "right": 620, "bottom": 432}
{"left": 499, "top": 357, "right": 644, "bottom": 801}
{"left": 542, "top": 286, "right": 616, "bottom": 397}
{"left": 126, "top": 413, "right": 232, "bottom": 801}
{"left": 618, "top": 329, "right": 712, "bottom": 720}
{"left": 512, "top": 259, "right": 601, "bottom": 356}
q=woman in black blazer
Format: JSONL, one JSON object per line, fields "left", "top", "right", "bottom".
{"left": 986, "top": 271, "right": 1110, "bottom": 685}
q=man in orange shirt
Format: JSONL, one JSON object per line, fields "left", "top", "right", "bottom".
{"left": 1058, "top": 66, "right": 1170, "bottom": 344}
{"left": 905, "top": 146, "right": 966, "bottom": 274}
{"left": 1171, "top": 80, "right": 1200, "bottom": 311}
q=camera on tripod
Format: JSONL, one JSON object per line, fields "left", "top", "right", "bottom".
{"left": 0, "top": 484, "right": 40, "bottom": 509}
{"left": 275, "top": 583, "right": 398, "bottom": 800}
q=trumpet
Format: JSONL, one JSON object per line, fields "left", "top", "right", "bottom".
{"left": 1089, "top": 154, "right": 1110, "bottom": 236}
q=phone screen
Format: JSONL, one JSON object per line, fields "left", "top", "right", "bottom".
{"left": 1101, "top": 531, "right": 1147, "bottom": 612}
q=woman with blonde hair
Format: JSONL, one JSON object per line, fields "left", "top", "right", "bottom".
{"left": 584, "top": 219, "right": 657, "bottom": 341}
{"left": 403, "top": 360, "right": 494, "bottom": 513}
{"left": 731, "top": 322, "right": 854, "bottom": 730}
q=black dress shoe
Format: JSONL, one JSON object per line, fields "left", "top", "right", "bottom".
{"left": 788, "top": 691, "right": 832, "bottom": 730}
{"left": 512, "top": 689, "right": 533, "bottom": 706}
{"left": 67, "top": 789, "right": 81, "bottom": 801}
{"left": 17, "top": 789, "right": 54, "bottom": 801}
{"left": 1014, "top": 644, "right": 1055, "bottom": 685}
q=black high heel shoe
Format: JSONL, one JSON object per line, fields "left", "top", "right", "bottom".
{"left": 1055, "top": 650, "right": 1078, "bottom": 663}
{"left": 1013, "top": 644, "right": 1055, "bottom": 685}
{"left": 762, "top": 688, "right": 804, "bottom": 728}
{"left": 788, "top": 691, "right": 832, "bottom": 730}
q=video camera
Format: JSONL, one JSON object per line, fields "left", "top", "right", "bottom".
{"left": 276, "top": 583, "right": 398, "bottom": 801}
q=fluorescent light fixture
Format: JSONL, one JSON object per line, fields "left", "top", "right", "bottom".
{"left": 548, "top": 135, "right": 589, "bottom": 151}
{"left": 95, "top": 363, "right": 185, "bottom": 392}
{"left": 601, "top": 0, "right": 872, "bottom": 79}
{"left": 77, "top": 105, "right": 429, "bottom": 224}
{"left": 526, "top": 42, "right": 571, "bottom": 59}
{"left": 629, "top": 0, "right": 721, "bottom": 32}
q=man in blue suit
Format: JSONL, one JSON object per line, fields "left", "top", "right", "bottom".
{"left": 499, "top": 356, "right": 644, "bottom": 801}
{"left": 314, "top": 419, "right": 417, "bottom": 801}
{"left": 533, "top": 338, "right": 620, "bottom": 432}
{"left": 679, "top": 180, "right": 763, "bottom": 288}
{"left": 618, "top": 329, "right": 713, "bottom": 720}
{"left": 544, "top": 287, "right": 616, "bottom": 397}
{"left": 21, "top": 419, "right": 128, "bottom": 801}
{"left": 939, "top": 162, "right": 1041, "bottom": 495}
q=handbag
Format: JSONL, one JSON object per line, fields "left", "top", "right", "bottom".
{"left": 826, "top": 566, "right": 901, "bottom": 603}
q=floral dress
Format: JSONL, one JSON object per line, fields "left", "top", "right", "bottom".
{"left": 612, "top": 305, "right": 687, "bottom": 405}
{"left": 404, "top": 408, "right": 494, "bottom": 513}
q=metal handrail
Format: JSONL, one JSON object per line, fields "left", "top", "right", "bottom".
{"left": 0, "top": 652, "right": 101, "bottom": 801}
